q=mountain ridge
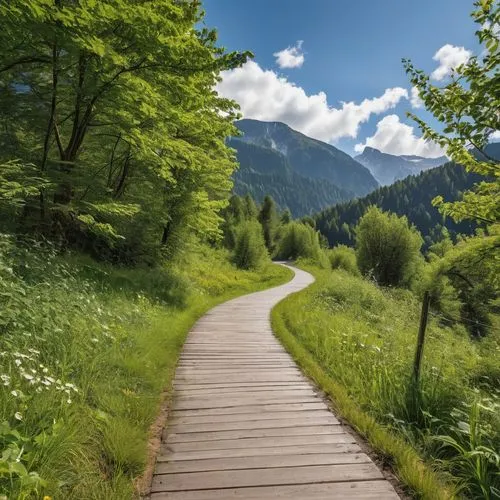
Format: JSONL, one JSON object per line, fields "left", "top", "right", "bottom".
{"left": 235, "top": 119, "right": 379, "bottom": 196}
{"left": 355, "top": 146, "right": 448, "bottom": 186}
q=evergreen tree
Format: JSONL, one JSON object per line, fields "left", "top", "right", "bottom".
{"left": 258, "top": 195, "right": 279, "bottom": 252}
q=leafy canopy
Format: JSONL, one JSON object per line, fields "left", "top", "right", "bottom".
{"left": 404, "top": 0, "right": 499, "bottom": 225}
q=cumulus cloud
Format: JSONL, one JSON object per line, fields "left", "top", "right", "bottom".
{"left": 217, "top": 60, "right": 408, "bottom": 142}
{"left": 431, "top": 44, "right": 472, "bottom": 80}
{"left": 410, "top": 86, "right": 424, "bottom": 109}
{"left": 490, "top": 130, "right": 500, "bottom": 141}
{"left": 273, "top": 41, "right": 305, "bottom": 69}
{"left": 354, "top": 114, "right": 445, "bottom": 157}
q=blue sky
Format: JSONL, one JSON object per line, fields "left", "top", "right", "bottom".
{"left": 204, "top": 0, "right": 480, "bottom": 157}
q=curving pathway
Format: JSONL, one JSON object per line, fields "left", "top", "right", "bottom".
{"left": 150, "top": 264, "right": 399, "bottom": 499}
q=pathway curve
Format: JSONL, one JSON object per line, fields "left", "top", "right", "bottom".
{"left": 150, "top": 264, "right": 399, "bottom": 499}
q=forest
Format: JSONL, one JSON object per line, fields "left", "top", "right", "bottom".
{"left": 0, "top": 0, "right": 499, "bottom": 499}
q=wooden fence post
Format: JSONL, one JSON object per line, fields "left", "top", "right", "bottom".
{"left": 413, "top": 291, "right": 430, "bottom": 386}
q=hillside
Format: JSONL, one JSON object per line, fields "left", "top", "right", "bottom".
{"left": 355, "top": 146, "right": 447, "bottom": 185}
{"left": 230, "top": 138, "right": 353, "bottom": 216}
{"left": 234, "top": 119, "right": 378, "bottom": 197}
{"left": 314, "top": 162, "right": 483, "bottom": 246}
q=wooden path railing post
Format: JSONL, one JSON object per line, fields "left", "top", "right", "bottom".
{"left": 413, "top": 291, "right": 430, "bottom": 387}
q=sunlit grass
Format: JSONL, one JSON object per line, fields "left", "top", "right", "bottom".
{"left": 0, "top": 238, "right": 292, "bottom": 499}
{"left": 272, "top": 263, "right": 499, "bottom": 499}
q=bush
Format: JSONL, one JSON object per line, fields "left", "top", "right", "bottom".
{"left": 327, "top": 245, "right": 360, "bottom": 275}
{"left": 232, "top": 220, "right": 269, "bottom": 270}
{"left": 274, "top": 222, "right": 325, "bottom": 264}
{"left": 356, "top": 206, "right": 423, "bottom": 287}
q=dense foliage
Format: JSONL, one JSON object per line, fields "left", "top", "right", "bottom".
{"left": 0, "top": 0, "right": 250, "bottom": 262}
{"left": 0, "top": 236, "right": 291, "bottom": 498}
{"left": 356, "top": 207, "right": 424, "bottom": 287}
{"left": 273, "top": 266, "right": 500, "bottom": 499}
{"left": 404, "top": 0, "right": 499, "bottom": 226}
{"left": 314, "top": 162, "right": 481, "bottom": 248}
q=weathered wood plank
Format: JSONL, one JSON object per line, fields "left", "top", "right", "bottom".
{"left": 170, "top": 401, "right": 326, "bottom": 416}
{"left": 166, "top": 415, "right": 339, "bottom": 434}
{"left": 170, "top": 409, "right": 337, "bottom": 425}
{"left": 151, "top": 463, "right": 383, "bottom": 492}
{"left": 165, "top": 424, "right": 344, "bottom": 443}
{"left": 149, "top": 480, "right": 399, "bottom": 499}
{"left": 155, "top": 452, "right": 371, "bottom": 474}
{"left": 165, "top": 434, "right": 356, "bottom": 452}
{"left": 157, "top": 443, "right": 362, "bottom": 462}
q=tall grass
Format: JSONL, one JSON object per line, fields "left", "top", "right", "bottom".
{"left": 273, "top": 265, "right": 499, "bottom": 499}
{"left": 0, "top": 236, "right": 292, "bottom": 499}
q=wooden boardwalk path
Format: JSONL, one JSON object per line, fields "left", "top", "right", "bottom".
{"left": 150, "top": 265, "right": 399, "bottom": 499}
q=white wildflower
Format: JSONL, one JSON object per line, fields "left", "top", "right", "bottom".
{"left": 14, "top": 412, "right": 22, "bottom": 421}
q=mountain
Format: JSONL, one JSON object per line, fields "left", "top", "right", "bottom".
{"left": 313, "top": 161, "right": 485, "bottom": 248}
{"left": 355, "top": 147, "right": 448, "bottom": 186}
{"left": 234, "top": 119, "right": 378, "bottom": 196}
{"left": 230, "top": 138, "right": 353, "bottom": 217}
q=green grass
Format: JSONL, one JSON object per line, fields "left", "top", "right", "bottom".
{"left": 0, "top": 239, "right": 292, "bottom": 499}
{"left": 272, "top": 263, "right": 499, "bottom": 500}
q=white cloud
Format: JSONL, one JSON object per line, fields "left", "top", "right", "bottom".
{"left": 410, "top": 86, "right": 424, "bottom": 109}
{"left": 217, "top": 60, "right": 408, "bottom": 142}
{"left": 431, "top": 44, "right": 472, "bottom": 81}
{"left": 354, "top": 114, "right": 445, "bottom": 157}
{"left": 490, "top": 130, "right": 500, "bottom": 141}
{"left": 273, "top": 41, "right": 305, "bottom": 69}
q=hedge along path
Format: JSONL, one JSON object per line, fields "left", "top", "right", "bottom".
{"left": 150, "top": 264, "right": 400, "bottom": 499}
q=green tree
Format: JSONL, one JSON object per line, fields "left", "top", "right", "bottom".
{"left": 258, "top": 195, "right": 279, "bottom": 252}
{"left": 0, "top": 0, "right": 250, "bottom": 257}
{"left": 275, "top": 221, "right": 326, "bottom": 265}
{"left": 232, "top": 220, "right": 268, "bottom": 270}
{"left": 356, "top": 207, "right": 423, "bottom": 287}
{"left": 243, "top": 194, "right": 259, "bottom": 220}
{"left": 403, "top": 0, "right": 499, "bottom": 225}
{"left": 280, "top": 208, "right": 292, "bottom": 225}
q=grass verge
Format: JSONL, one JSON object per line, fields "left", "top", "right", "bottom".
{"left": 0, "top": 241, "right": 293, "bottom": 499}
{"left": 271, "top": 263, "right": 459, "bottom": 500}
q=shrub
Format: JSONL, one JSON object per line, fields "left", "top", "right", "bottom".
{"left": 327, "top": 245, "right": 360, "bottom": 275}
{"left": 356, "top": 206, "right": 423, "bottom": 287}
{"left": 232, "top": 220, "right": 269, "bottom": 270}
{"left": 274, "top": 222, "right": 325, "bottom": 265}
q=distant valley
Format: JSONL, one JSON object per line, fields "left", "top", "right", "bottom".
{"left": 231, "top": 119, "right": 377, "bottom": 216}
{"left": 355, "top": 146, "right": 447, "bottom": 186}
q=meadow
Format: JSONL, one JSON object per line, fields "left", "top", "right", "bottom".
{"left": 273, "top": 263, "right": 500, "bottom": 499}
{"left": 0, "top": 237, "right": 292, "bottom": 499}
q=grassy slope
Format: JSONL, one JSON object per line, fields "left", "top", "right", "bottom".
{"left": 272, "top": 263, "right": 499, "bottom": 499}
{"left": 0, "top": 244, "right": 292, "bottom": 499}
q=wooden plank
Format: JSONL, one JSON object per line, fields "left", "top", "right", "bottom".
{"left": 170, "top": 409, "right": 337, "bottom": 425}
{"left": 173, "top": 382, "right": 312, "bottom": 390}
{"left": 174, "top": 389, "right": 314, "bottom": 400}
{"left": 155, "top": 453, "right": 371, "bottom": 474}
{"left": 157, "top": 443, "right": 362, "bottom": 462}
{"left": 166, "top": 425, "right": 344, "bottom": 443}
{"left": 165, "top": 434, "right": 356, "bottom": 452}
{"left": 151, "top": 463, "right": 383, "bottom": 492}
{"left": 172, "top": 396, "right": 320, "bottom": 410}
{"left": 170, "top": 402, "right": 326, "bottom": 416}
{"left": 167, "top": 416, "right": 339, "bottom": 434}
{"left": 171, "top": 385, "right": 314, "bottom": 396}
{"left": 149, "top": 480, "right": 400, "bottom": 499}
